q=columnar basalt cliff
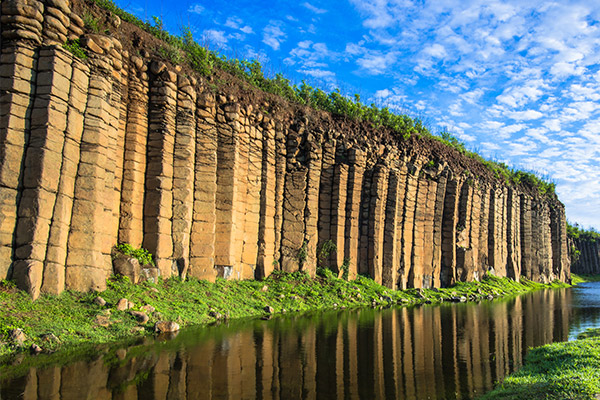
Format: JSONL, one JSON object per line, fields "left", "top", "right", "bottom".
{"left": 0, "top": 0, "right": 570, "bottom": 298}
{"left": 569, "top": 236, "right": 600, "bottom": 275}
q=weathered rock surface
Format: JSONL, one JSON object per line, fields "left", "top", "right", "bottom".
{"left": 154, "top": 321, "right": 180, "bottom": 333}
{"left": 0, "top": 0, "right": 570, "bottom": 297}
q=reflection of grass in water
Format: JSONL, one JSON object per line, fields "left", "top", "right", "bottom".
{"left": 1, "top": 273, "right": 568, "bottom": 373}
{"left": 481, "top": 335, "right": 600, "bottom": 399}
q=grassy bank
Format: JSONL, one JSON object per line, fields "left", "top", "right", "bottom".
{"left": 480, "top": 275, "right": 600, "bottom": 400}
{"left": 571, "top": 273, "right": 600, "bottom": 284}
{"left": 480, "top": 329, "right": 600, "bottom": 399}
{"left": 0, "top": 271, "right": 567, "bottom": 362}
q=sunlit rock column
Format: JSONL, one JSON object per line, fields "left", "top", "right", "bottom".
{"left": 143, "top": 61, "right": 176, "bottom": 277}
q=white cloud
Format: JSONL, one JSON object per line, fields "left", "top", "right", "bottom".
{"left": 298, "top": 69, "right": 335, "bottom": 79}
{"left": 302, "top": 2, "right": 327, "bottom": 14}
{"left": 506, "top": 109, "right": 544, "bottom": 121}
{"left": 203, "top": 29, "right": 227, "bottom": 46}
{"left": 263, "top": 21, "right": 286, "bottom": 50}
{"left": 188, "top": 4, "right": 204, "bottom": 14}
{"left": 357, "top": 52, "right": 397, "bottom": 75}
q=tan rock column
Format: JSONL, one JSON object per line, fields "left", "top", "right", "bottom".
{"left": 304, "top": 136, "right": 322, "bottom": 276}
{"left": 330, "top": 162, "right": 348, "bottom": 273}
{"left": 256, "top": 116, "right": 276, "bottom": 278}
{"left": 101, "top": 40, "right": 125, "bottom": 262}
{"left": 280, "top": 127, "right": 307, "bottom": 273}
{"left": 410, "top": 174, "right": 429, "bottom": 288}
{"left": 344, "top": 148, "right": 365, "bottom": 279}
{"left": 478, "top": 186, "right": 491, "bottom": 278}
{"left": 41, "top": 0, "right": 70, "bottom": 45}
{"left": 467, "top": 184, "right": 482, "bottom": 281}
{"left": 228, "top": 102, "right": 250, "bottom": 279}
{"left": 214, "top": 96, "right": 240, "bottom": 276}
{"left": 1, "top": 0, "right": 44, "bottom": 45}
{"left": 66, "top": 54, "right": 117, "bottom": 292}
{"left": 506, "top": 188, "right": 521, "bottom": 280}
{"left": 318, "top": 139, "right": 336, "bottom": 259}
{"left": 0, "top": 43, "right": 38, "bottom": 279}
{"left": 422, "top": 175, "right": 438, "bottom": 287}
{"left": 143, "top": 62, "right": 177, "bottom": 277}
{"left": 188, "top": 92, "right": 217, "bottom": 281}
{"left": 400, "top": 160, "right": 420, "bottom": 286}
{"left": 367, "top": 164, "right": 388, "bottom": 284}
{"left": 431, "top": 170, "right": 448, "bottom": 288}
{"left": 172, "top": 75, "right": 197, "bottom": 279}
{"left": 382, "top": 167, "right": 401, "bottom": 288}
{"left": 273, "top": 122, "right": 287, "bottom": 265}
{"left": 240, "top": 109, "right": 264, "bottom": 278}
{"left": 12, "top": 46, "right": 72, "bottom": 298}
{"left": 394, "top": 159, "right": 410, "bottom": 289}
{"left": 358, "top": 168, "right": 373, "bottom": 275}
{"left": 440, "top": 177, "right": 461, "bottom": 287}
{"left": 520, "top": 195, "right": 533, "bottom": 280}
{"left": 489, "top": 188, "right": 508, "bottom": 277}
{"left": 42, "top": 55, "right": 89, "bottom": 294}
{"left": 118, "top": 55, "right": 149, "bottom": 247}
{"left": 455, "top": 183, "right": 473, "bottom": 282}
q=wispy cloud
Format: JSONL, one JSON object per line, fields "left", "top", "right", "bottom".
{"left": 263, "top": 21, "right": 286, "bottom": 50}
{"left": 188, "top": 4, "right": 204, "bottom": 14}
{"left": 302, "top": 2, "right": 327, "bottom": 14}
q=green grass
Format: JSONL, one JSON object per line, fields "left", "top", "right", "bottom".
{"left": 571, "top": 274, "right": 600, "bottom": 284}
{"left": 480, "top": 337, "right": 600, "bottom": 399}
{"left": 0, "top": 273, "right": 568, "bottom": 363}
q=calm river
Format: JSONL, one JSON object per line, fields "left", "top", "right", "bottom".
{"left": 2, "top": 283, "right": 600, "bottom": 400}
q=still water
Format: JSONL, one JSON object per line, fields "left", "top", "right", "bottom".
{"left": 2, "top": 283, "right": 600, "bottom": 400}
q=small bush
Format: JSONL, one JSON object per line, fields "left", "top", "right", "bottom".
{"left": 114, "top": 243, "right": 155, "bottom": 266}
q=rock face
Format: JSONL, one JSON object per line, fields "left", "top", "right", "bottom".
{"left": 0, "top": 0, "right": 570, "bottom": 298}
{"left": 569, "top": 236, "right": 600, "bottom": 275}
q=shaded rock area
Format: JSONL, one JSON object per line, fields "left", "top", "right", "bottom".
{"left": 569, "top": 236, "right": 600, "bottom": 275}
{"left": 0, "top": 0, "right": 570, "bottom": 298}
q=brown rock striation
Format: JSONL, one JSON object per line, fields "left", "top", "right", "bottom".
{"left": 0, "top": 0, "right": 571, "bottom": 297}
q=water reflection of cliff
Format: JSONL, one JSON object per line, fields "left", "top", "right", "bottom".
{"left": 1, "top": 289, "right": 572, "bottom": 400}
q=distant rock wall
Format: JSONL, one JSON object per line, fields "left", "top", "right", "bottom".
{"left": 0, "top": 0, "right": 570, "bottom": 297}
{"left": 569, "top": 237, "right": 600, "bottom": 275}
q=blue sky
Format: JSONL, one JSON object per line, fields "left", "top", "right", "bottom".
{"left": 115, "top": 0, "right": 600, "bottom": 230}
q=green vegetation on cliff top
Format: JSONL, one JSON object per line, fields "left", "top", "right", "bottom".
{"left": 79, "top": 0, "right": 555, "bottom": 197}
{"left": 0, "top": 272, "right": 567, "bottom": 366}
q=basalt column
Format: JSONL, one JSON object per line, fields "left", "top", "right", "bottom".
{"left": 0, "top": 38, "right": 39, "bottom": 279}
{"left": 506, "top": 188, "right": 521, "bottom": 280}
{"left": 400, "top": 160, "right": 421, "bottom": 287}
{"left": 382, "top": 165, "right": 402, "bottom": 289}
{"left": 240, "top": 108, "right": 264, "bottom": 279}
{"left": 330, "top": 158, "right": 348, "bottom": 273}
{"left": 118, "top": 55, "right": 148, "bottom": 248}
{"left": 280, "top": 124, "right": 308, "bottom": 273}
{"left": 520, "top": 195, "right": 533, "bottom": 280}
{"left": 441, "top": 177, "right": 461, "bottom": 287}
{"left": 143, "top": 63, "right": 176, "bottom": 278}
{"left": 256, "top": 115, "right": 276, "bottom": 279}
{"left": 188, "top": 92, "right": 217, "bottom": 280}
{"left": 12, "top": 46, "right": 73, "bottom": 298}
{"left": 66, "top": 54, "right": 120, "bottom": 292}
{"left": 367, "top": 164, "right": 389, "bottom": 284}
{"left": 344, "top": 148, "right": 365, "bottom": 280}
{"left": 171, "top": 75, "right": 197, "bottom": 279}
{"left": 431, "top": 169, "right": 448, "bottom": 287}
{"left": 303, "top": 130, "right": 322, "bottom": 276}
{"left": 42, "top": 54, "right": 89, "bottom": 295}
